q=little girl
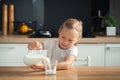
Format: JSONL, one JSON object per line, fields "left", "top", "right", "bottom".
{"left": 28, "top": 18, "right": 82, "bottom": 70}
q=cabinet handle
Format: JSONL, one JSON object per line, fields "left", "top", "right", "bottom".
{"left": 106, "top": 46, "right": 120, "bottom": 50}
{"left": 0, "top": 47, "right": 15, "bottom": 49}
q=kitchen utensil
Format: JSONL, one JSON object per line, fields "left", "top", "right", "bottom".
{"left": 2, "top": 4, "right": 8, "bottom": 36}
{"left": 8, "top": 4, "right": 14, "bottom": 35}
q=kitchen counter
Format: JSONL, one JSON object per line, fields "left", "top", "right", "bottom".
{"left": 0, "top": 66, "right": 120, "bottom": 80}
{"left": 0, "top": 34, "right": 120, "bottom": 44}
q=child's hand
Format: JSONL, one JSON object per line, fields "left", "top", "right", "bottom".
{"left": 30, "top": 64, "right": 45, "bottom": 70}
{"left": 30, "top": 60, "right": 45, "bottom": 70}
{"left": 28, "top": 41, "right": 43, "bottom": 50}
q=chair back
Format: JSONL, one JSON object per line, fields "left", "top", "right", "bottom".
{"left": 74, "top": 56, "right": 90, "bottom": 66}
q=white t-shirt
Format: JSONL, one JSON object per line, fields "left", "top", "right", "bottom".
{"left": 43, "top": 39, "right": 78, "bottom": 63}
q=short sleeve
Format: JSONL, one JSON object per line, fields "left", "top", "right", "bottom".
{"left": 65, "top": 46, "right": 78, "bottom": 58}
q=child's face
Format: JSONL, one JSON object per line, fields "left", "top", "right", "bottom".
{"left": 58, "top": 27, "right": 79, "bottom": 50}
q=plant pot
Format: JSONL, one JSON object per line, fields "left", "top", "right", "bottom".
{"left": 106, "top": 26, "right": 116, "bottom": 36}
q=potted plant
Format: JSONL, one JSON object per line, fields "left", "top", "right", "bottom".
{"left": 103, "top": 13, "right": 118, "bottom": 36}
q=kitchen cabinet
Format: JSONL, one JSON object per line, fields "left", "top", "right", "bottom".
{"left": 0, "top": 43, "right": 120, "bottom": 66}
{"left": 105, "top": 44, "right": 120, "bottom": 66}
{"left": 77, "top": 43, "right": 120, "bottom": 66}
{"left": 0, "top": 44, "right": 28, "bottom": 66}
{"left": 77, "top": 44, "right": 105, "bottom": 66}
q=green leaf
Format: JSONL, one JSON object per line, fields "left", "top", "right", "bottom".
{"left": 103, "top": 13, "right": 118, "bottom": 27}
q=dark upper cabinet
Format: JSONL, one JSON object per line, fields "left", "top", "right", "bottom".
{"left": 44, "top": 0, "right": 91, "bottom": 37}
{"left": 91, "top": 0, "right": 109, "bottom": 17}
{"left": 0, "top": 0, "right": 109, "bottom": 37}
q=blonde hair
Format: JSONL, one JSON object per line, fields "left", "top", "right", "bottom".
{"left": 58, "top": 18, "right": 83, "bottom": 40}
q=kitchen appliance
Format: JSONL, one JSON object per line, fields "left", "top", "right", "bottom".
{"left": 13, "top": 21, "right": 36, "bottom": 34}
{"left": 18, "top": 23, "right": 32, "bottom": 34}
{"left": 29, "top": 30, "right": 52, "bottom": 38}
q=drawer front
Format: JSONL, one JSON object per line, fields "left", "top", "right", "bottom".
{"left": 0, "top": 44, "right": 28, "bottom": 66}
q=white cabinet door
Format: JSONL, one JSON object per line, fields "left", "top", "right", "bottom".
{"left": 77, "top": 44, "right": 105, "bottom": 66}
{"left": 105, "top": 44, "right": 120, "bottom": 66}
{"left": 0, "top": 44, "right": 28, "bottom": 66}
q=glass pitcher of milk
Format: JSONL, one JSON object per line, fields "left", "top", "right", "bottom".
{"left": 23, "top": 50, "right": 50, "bottom": 66}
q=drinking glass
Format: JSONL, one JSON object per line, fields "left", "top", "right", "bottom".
{"left": 45, "top": 60, "right": 58, "bottom": 75}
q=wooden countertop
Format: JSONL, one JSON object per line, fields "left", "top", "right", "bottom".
{"left": 0, "top": 34, "right": 120, "bottom": 44}
{"left": 0, "top": 66, "right": 120, "bottom": 80}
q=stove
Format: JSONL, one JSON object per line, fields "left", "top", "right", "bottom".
{"left": 29, "top": 30, "right": 52, "bottom": 38}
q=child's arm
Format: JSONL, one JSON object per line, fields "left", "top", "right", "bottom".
{"left": 57, "top": 55, "right": 76, "bottom": 70}
{"left": 30, "top": 55, "right": 75, "bottom": 70}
